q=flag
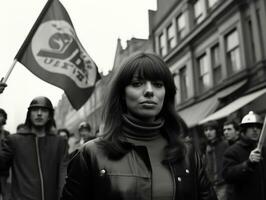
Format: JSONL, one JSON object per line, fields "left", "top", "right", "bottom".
{"left": 15, "top": 0, "right": 101, "bottom": 110}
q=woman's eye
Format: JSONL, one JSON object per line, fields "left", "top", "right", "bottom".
{"left": 130, "top": 81, "right": 143, "bottom": 87}
{"left": 153, "top": 81, "right": 164, "bottom": 88}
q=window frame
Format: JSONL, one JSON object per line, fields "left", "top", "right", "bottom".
{"left": 211, "top": 44, "right": 222, "bottom": 85}
{"left": 159, "top": 32, "right": 167, "bottom": 56}
{"left": 179, "top": 66, "right": 189, "bottom": 101}
{"left": 225, "top": 29, "right": 241, "bottom": 74}
{"left": 208, "top": 0, "right": 219, "bottom": 9}
{"left": 198, "top": 53, "right": 211, "bottom": 92}
{"left": 194, "top": 0, "right": 205, "bottom": 24}
{"left": 176, "top": 13, "right": 186, "bottom": 42}
{"left": 166, "top": 23, "right": 177, "bottom": 50}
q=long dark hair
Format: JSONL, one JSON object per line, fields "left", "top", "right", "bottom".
{"left": 203, "top": 120, "right": 223, "bottom": 139}
{"left": 101, "top": 52, "right": 188, "bottom": 162}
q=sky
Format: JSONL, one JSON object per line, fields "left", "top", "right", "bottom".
{"left": 0, "top": 0, "right": 157, "bottom": 133}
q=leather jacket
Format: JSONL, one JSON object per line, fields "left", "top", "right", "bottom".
{"left": 62, "top": 138, "right": 217, "bottom": 200}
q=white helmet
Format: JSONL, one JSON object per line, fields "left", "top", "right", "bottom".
{"left": 240, "top": 111, "right": 263, "bottom": 126}
{"left": 78, "top": 121, "right": 91, "bottom": 131}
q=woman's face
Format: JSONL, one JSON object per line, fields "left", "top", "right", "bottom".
{"left": 124, "top": 75, "right": 165, "bottom": 122}
{"left": 204, "top": 127, "right": 217, "bottom": 142}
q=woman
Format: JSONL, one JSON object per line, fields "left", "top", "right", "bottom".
{"left": 61, "top": 53, "right": 217, "bottom": 200}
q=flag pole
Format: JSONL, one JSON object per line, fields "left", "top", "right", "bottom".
{"left": 2, "top": 59, "right": 17, "bottom": 83}
{"left": 257, "top": 115, "right": 266, "bottom": 151}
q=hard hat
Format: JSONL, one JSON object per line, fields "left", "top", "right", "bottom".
{"left": 79, "top": 122, "right": 91, "bottom": 131}
{"left": 28, "top": 96, "right": 54, "bottom": 111}
{"left": 240, "top": 111, "right": 263, "bottom": 126}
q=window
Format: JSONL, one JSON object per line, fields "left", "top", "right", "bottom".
{"left": 198, "top": 53, "right": 210, "bottom": 92}
{"left": 159, "top": 33, "right": 167, "bottom": 56}
{"left": 176, "top": 13, "right": 186, "bottom": 41}
{"left": 211, "top": 44, "right": 222, "bottom": 85}
{"left": 226, "top": 30, "right": 241, "bottom": 73}
{"left": 194, "top": 0, "right": 205, "bottom": 24}
{"left": 167, "top": 23, "right": 176, "bottom": 50}
{"left": 180, "top": 66, "right": 189, "bottom": 101}
{"left": 208, "top": 0, "right": 218, "bottom": 8}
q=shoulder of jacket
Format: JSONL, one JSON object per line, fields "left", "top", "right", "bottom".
{"left": 8, "top": 133, "right": 32, "bottom": 138}
{"left": 224, "top": 141, "right": 242, "bottom": 155}
{"left": 82, "top": 138, "right": 102, "bottom": 153}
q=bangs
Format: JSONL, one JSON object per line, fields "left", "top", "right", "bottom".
{"left": 119, "top": 54, "right": 171, "bottom": 86}
{"left": 112, "top": 53, "right": 176, "bottom": 100}
{"left": 133, "top": 57, "right": 164, "bottom": 81}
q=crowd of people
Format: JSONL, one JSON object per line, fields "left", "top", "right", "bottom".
{"left": 0, "top": 52, "right": 265, "bottom": 200}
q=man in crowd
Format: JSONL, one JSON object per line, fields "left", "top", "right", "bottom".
{"left": 223, "top": 119, "right": 239, "bottom": 145}
{"left": 0, "top": 96, "right": 68, "bottom": 200}
{"left": 223, "top": 119, "right": 240, "bottom": 200}
{"left": 78, "top": 121, "right": 95, "bottom": 143}
{"left": 203, "top": 120, "right": 229, "bottom": 200}
{"left": 0, "top": 108, "right": 10, "bottom": 200}
{"left": 223, "top": 111, "right": 266, "bottom": 200}
{"left": 68, "top": 121, "right": 94, "bottom": 157}
{"left": 57, "top": 128, "right": 71, "bottom": 141}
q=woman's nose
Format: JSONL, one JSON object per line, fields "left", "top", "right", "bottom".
{"left": 144, "top": 82, "right": 154, "bottom": 97}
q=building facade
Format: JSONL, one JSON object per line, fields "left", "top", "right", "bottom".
{"left": 55, "top": 0, "right": 266, "bottom": 139}
{"left": 149, "top": 0, "right": 266, "bottom": 134}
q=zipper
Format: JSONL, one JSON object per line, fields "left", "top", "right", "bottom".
{"left": 134, "top": 146, "right": 153, "bottom": 199}
{"left": 35, "top": 136, "right": 45, "bottom": 200}
{"left": 168, "top": 162, "right": 176, "bottom": 200}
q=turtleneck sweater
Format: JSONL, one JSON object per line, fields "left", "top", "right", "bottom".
{"left": 122, "top": 114, "right": 173, "bottom": 200}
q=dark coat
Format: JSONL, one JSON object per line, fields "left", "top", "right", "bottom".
{"left": 222, "top": 138, "right": 266, "bottom": 200}
{"left": 0, "top": 129, "right": 10, "bottom": 177}
{"left": 0, "top": 132, "right": 69, "bottom": 200}
{"left": 205, "top": 139, "right": 228, "bottom": 185}
{"left": 61, "top": 138, "right": 217, "bottom": 200}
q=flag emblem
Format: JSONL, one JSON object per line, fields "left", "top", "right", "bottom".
{"left": 15, "top": 0, "right": 101, "bottom": 110}
{"left": 31, "top": 20, "right": 97, "bottom": 88}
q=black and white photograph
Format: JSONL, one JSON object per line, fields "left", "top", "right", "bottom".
{"left": 1, "top": 0, "right": 266, "bottom": 199}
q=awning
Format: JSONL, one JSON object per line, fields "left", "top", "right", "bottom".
{"left": 199, "top": 88, "right": 266, "bottom": 124}
{"left": 178, "top": 80, "right": 247, "bottom": 127}
{"left": 178, "top": 97, "right": 219, "bottom": 128}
